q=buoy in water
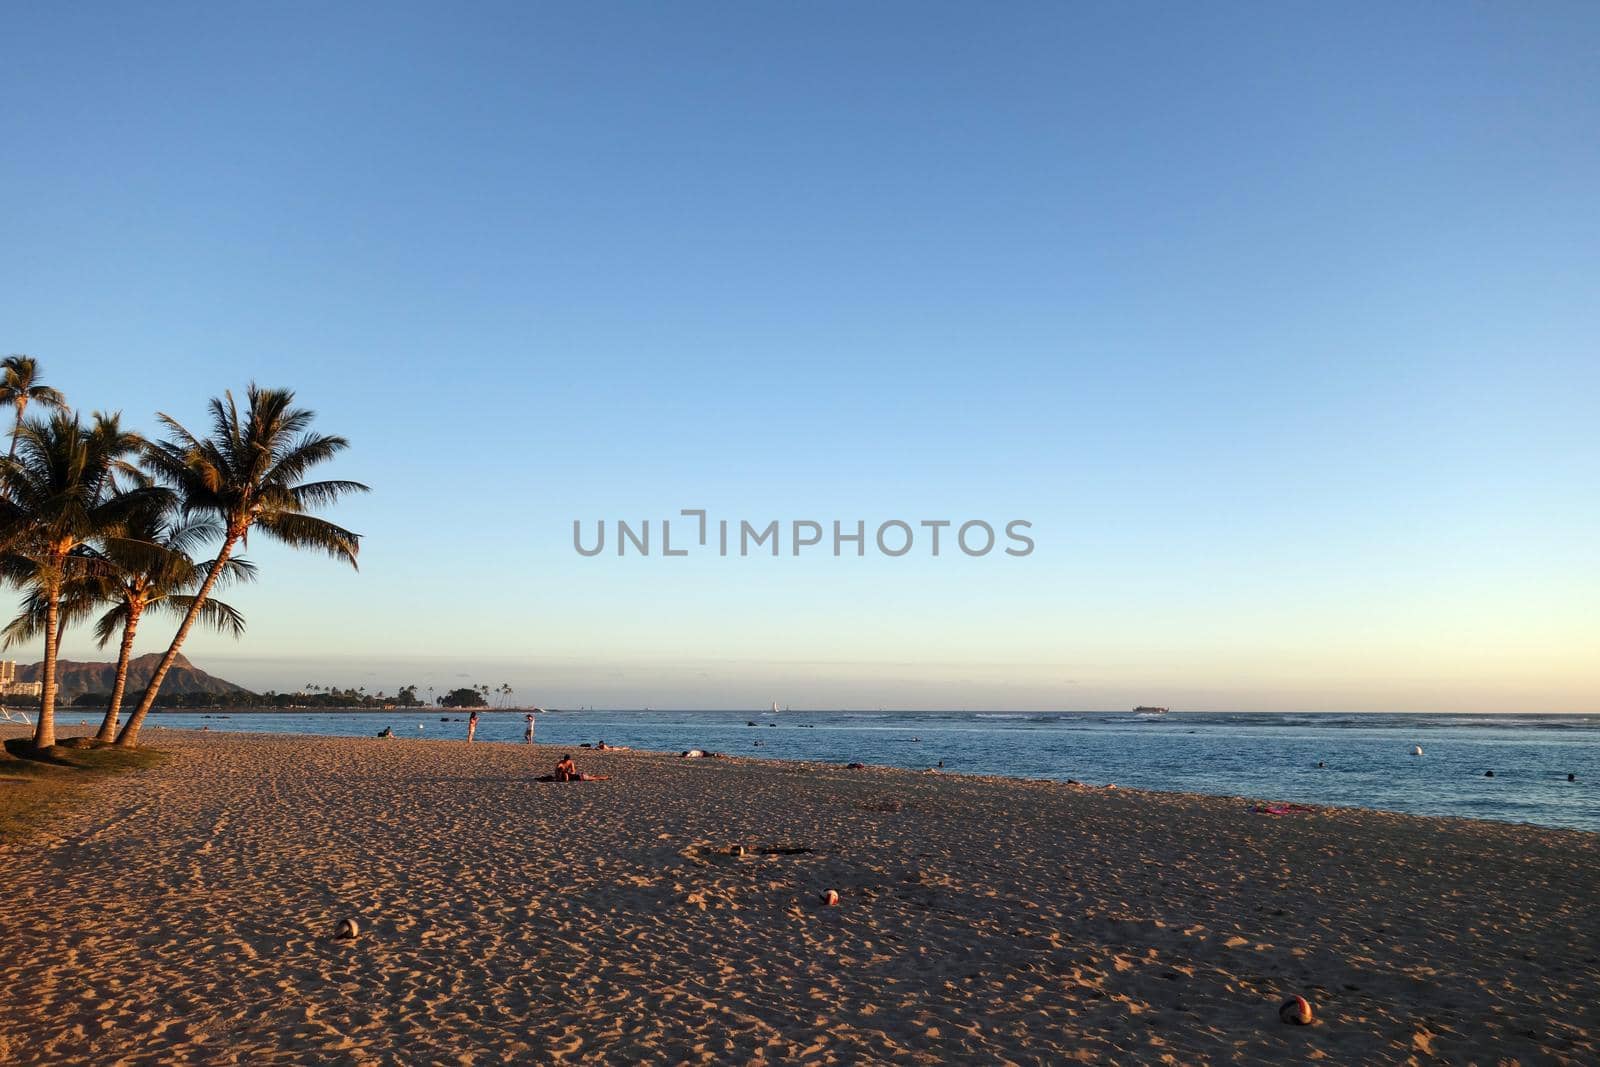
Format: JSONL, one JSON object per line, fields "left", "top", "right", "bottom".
{"left": 336, "top": 917, "right": 360, "bottom": 940}
{"left": 820, "top": 889, "right": 840, "bottom": 906}
{"left": 1279, "top": 995, "right": 1313, "bottom": 1025}
{"left": 1411, "top": 746, "right": 1423, "bottom": 756}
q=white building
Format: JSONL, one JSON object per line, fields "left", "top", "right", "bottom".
{"left": 0, "top": 660, "right": 42, "bottom": 698}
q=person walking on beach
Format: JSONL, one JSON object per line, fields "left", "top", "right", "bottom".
{"left": 467, "top": 709, "right": 480, "bottom": 743}
{"left": 523, "top": 713, "right": 536, "bottom": 744}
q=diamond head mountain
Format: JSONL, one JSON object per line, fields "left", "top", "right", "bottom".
{"left": 16, "top": 654, "right": 254, "bottom": 702}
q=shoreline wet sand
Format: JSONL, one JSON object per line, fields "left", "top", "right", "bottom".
{"left": 2, "top": 727, "right": 1596, "bottom": 1064}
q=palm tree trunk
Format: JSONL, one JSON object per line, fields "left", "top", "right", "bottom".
{"left": 33, "top": 584, "right": 59, "bottom": 750}
{"left": 7, "top": 397, "right": 26, "bottom": 459}
{"left": 97, "top": 604, "right": 142, "bottom": 743}
{"left": 117, "top": 533, "right": 239, "bottom": 748}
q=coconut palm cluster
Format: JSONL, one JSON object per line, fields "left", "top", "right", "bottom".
{"left": 0, "top": 355, "right": 367, "bottom": 751}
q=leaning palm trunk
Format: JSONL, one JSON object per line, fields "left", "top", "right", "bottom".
{"left": 97, "top": 603, "right": 143, "bottom": 743}
{"left": 34, "top": 586, "right": 60, "bottom": 749}
{"left": 116, "top": 532, "right": 238, "bottom": 748}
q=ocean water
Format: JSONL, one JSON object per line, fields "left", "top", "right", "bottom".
{"left": 140, "top": 709, "right": 1600, "bottom": 833}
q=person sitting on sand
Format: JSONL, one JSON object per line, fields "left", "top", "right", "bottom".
{"left": 378, "top": 726, "right": 394, "bottom": 738}
{"left": 595, "top": 739, "right": 609, "bottom": 750}
{"left": 551, "top": 754, "right": 609, "bottom": 782}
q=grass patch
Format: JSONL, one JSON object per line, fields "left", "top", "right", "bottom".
{"left": 0, "top": 736, "right": 169, "bottom": 840}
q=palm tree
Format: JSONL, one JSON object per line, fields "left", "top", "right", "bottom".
{"left": 0, "top": 356, "right": 68, "bottom": 459}
{"left": 87, "top": 497, "right": 253, "bottom": 741}
{"left": 0, "top": 411, "right": 154, "bottom": 749}
{"left": 116, "top": 385, "right": 366, "bottom": 747}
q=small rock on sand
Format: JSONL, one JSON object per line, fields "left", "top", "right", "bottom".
{"left": 1279, "top": 995, "right": 1313, "bottom": 1025}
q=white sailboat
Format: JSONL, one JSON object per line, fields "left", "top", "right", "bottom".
{"left": 771, "top": 701, "right": 780, "bottom": 715}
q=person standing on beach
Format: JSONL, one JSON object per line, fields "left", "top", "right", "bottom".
{"left": 467, "top": 709, "right": 479, "bottom": 743}
{"left": 523, "top": 713, "right": 535, "bottom": 744}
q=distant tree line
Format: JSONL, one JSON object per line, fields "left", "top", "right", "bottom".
{"left": 251, "top": 685, "right": 499, "bottom": 709}
{"left": 50, "top": 682, "right": 515, "bottom": 712}
{"left": 253, "top": 684, "right": 429, "bottom": 710}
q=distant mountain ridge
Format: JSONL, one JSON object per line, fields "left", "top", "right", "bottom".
{"left": 17, "top": 653, "right": 255, "bottom": 700}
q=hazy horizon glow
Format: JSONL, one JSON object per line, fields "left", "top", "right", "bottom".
{"left": 3, "top": 4, "right": 1597, "bottom": 712}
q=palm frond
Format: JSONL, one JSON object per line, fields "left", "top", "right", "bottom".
{"left": 287, "top": 479, "right": 370, "bottom": 510}
{"left": 265, "top": 433, "right": 351, "bottom": 486}
{"left": 212, "top": 555, "right": 258, "bottom": 587}
{"left": 1, "top": 581, "right": 107, "bottom": 647}
{"left": 92, "top": 600, "right": 133, "bottom": 648}
{"left": 157, "top": 594, "right": 248, "bottom": 638}
{"left": 254, "top": 511, "right": 361, "bottom": 568}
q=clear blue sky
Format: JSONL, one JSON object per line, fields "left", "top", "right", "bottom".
{"left": 3, "top": 3, "right": 1596, "bottom": 710}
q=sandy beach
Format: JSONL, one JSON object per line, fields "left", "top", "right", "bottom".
{"left": 2, "top": 727, "right": 1597, "bottom": 1065}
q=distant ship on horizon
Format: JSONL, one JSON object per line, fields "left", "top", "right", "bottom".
{"left": 1133, "top": 706, "right": 1170, "bottom": 714}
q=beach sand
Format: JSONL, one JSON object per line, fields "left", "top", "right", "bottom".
{"left": 1, "top": 727, "right": 1596, "bottom": 1065}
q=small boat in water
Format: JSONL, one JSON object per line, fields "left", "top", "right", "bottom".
{"left": 1133, "top": 706, "right": 1170, "bottom": 714}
